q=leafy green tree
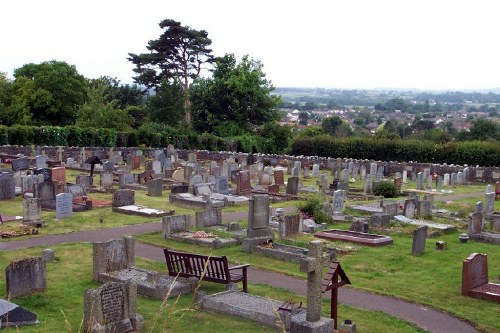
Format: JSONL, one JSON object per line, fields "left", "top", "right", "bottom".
{"left": 190, "top": 54, "right": 281, "bottom": 133}
{"left": 128, "top": 19, "right": 214, "bottom": 125}
{"left": 146, "top": 79, "right": 185, "bottom": 127}
{"left": 462, "top": 118, "right": 499, "bottom": 140}
{"left": 13, "top": 61, "right": 88, "bottom": 125}
{"left": 321, "top": 115, "right": 352, "bottom": 137}
{"left": 76, "top": 80, "right": 134, "bottom": 130}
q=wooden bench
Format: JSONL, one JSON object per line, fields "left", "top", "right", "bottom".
{"left": 163, "top": 248, "right": 250, "bottom": 292}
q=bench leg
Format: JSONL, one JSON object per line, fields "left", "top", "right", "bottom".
{"left": 243, "top": 269, "right": 248, "bottom": 293}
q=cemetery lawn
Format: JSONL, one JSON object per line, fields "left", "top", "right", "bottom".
{"left": 0, "top": 243, "right": 426, "bottom": 333}
{"left": 138, "top": 227, "right": 500, "bottom": 333}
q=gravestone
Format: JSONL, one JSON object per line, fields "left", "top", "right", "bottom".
{"left": 402, "top": 170, "right": 408, "bottom": 183}
{"left": 23, "top": 198, "right": 44, "bottom": 226}
{"left": 36, "top": 155, "right": 47, "bottom": 169}
{"left": 417, "top": 200, "right": 432, "bottom": 218}
{"left": 132, "top": 156, "right": 141, "bottom": 170}
{"left": 382, "top": 201, "right": 399, "bottom": 218}
{"left": 291, "top": 240, "right": 334, "bottom": 332}
{"left": 312, "top": 164, "right": 320, "bottom": 177}
{"left": 236, "top": 170, "right": 252, "bottom": 195}
{"left": 468, "top": 211, "right": 483, "bottom": 234}
{"left": 279, "top": 214, "right": 302, "bottom": 238}
{"left": 83, "top": 281, "right": 143, "bottom": 333}
{"left": 370, "top": 213, "right": 390, "bottom": 226}
{"left": 360, "top": 165, "right": 366, "bottom": 179}
{"left": 215, "top": 176, "right": 229, "bottom": 195}
{"left": 6, "top": 257, "right": 47, "bottom": 298}
{"left": 195, "top": 208, "right": 222, "bottom": 227}
{"left": 416, "top": 172, "right": 423, "bottom": 190}
{"left": 286, "top": 176, "right": 299, "bottom": 195}
{"left": 152, "top": 160, "right": 162, "bottom": 175}
{"left": 76, "top": 175, "right": 92, "bottom": 190}
{"left": 93, "top": 236, "right": 135, "bottom": 281}
{"left": 56, "top": 193, "right": 73, "bottom": 219}
{"left": 102, "top": 161, "right": 114, "bottom": 172}
{"left": 411, "top": 226, "right": 428, "bottom": 256}
{"left": 68, "top": 184, "right": 86, "bottom": 199}
{"left": 0, "top": 299, "right": 38, "bottom": 328}
{"left": 112, "top": 189, "right": 135, "bottom": 207}
{"left": 443, "top": 173, "right": 450, "bottom": 187}
{"left": 162, "top": 215, "right": 191, "bottom": 237}
{"left": 100, "top": 172, "right": 114, "bottom": 190}
{"left": 274, "top": 170, "right": 285, "bottom": 186}
{"left": 363, "top": 175, "right": 373, "bottom": 195}
{"left": 403, "top": 199, "right": 416, "bottom": 219}
{"left": 35, "top": 168, "right": 52, "bottom": 182}
{"left": 332, "top": 190, "right": 345, "bottom": 214}
{"left": 461, "top": 253, "right": 492, "bottom": 299}
{"left": 260, "top": 173, "right": 273, "bottom": 186}
{"left": 37, "top": 181, "right": 56, "bottom": 202}
{"left": 369, "top": 163, "right": 377, "bottom": 176}
{"left": 485, "top": 185, "right": 495, "bottom": 215}
{"left": 11, "top": 157, "right": 29, "bottom": 171}
{"left": 291, "top": 167, "right": 299, "bottom": 177}
{"left": 147, "top": 178, "right": 163, "bottom": 197}
{"left": 0, "top": 172, "right": 16, "bottom": 200}
{"left": 394, "top": 177, "right": 402, "bottom": 194}
{"left": 51, "top": 167, "right": 66, "bottom": 193}
{"left": 246, "top": 195, "right": 272, "bottom": 238}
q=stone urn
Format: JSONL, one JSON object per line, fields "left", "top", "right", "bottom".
{"left": 459, "top": 233, "right": 469, "bottom": 243}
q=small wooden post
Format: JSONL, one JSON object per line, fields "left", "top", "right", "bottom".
{"left": 321, "top": 261, "right": 351, "bottom": 329}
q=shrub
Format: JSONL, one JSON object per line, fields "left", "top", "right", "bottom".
{"left": 373, "top": 181, "right": 396, "bottom": 198}
{"left": 297, "top": 196, "right": 333, "bottom": 225}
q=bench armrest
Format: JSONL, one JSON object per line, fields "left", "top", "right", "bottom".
{"left": 228, "top": 264, "right": 250, "bottom": 271}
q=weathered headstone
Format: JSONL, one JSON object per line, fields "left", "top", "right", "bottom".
{"left": 147, "top": 178, "right": 163, "bottom": 197}
{"left": 246, "top": 195, "right": 272, "bottom": 238}
{"left": 461, "top": 253, "right": 489, "bottom": 297}
{"left": 416, "top": 172, "right": 423, "bottom": 190}
{"left": 236, "top": 170, "right": 251, "bottom": 195}
{"left": 0, "top": 172, "right": 16, "bottom": 200}
{"left": 416, "top": 200, "right": 432, "bottom": 218}
{"left": 35, "top": 167, "right": 52, "bottom": 182}
{"left": 55, "top": 193, "right": 73, "bottom": 219}
{"left": 468, "top": 211, "right": 483, "bottom": 234}
{"left": 332, "top": 190, "right": 345, "bottom": 214}
{"left": 485, "top": 185, "right": 495, "bottom": 215}
{"left": 382, "top": 201, "right": 399, "bottom": 218}
{"left": 11, "top": 157, "right": 29, "bottom": 171}
{"left": 102, "top": 160, "right": 114, "bottom": 172}
{"left": 403, "top": 199, "right": 416, "bottom": 219}
{"left": 195, "top": 208, "right": 222, "bottom": 227}
{"left": 93, "top": 236, "right": 135, "bottom": 281}
{"left": 411, "top": 226, "right": 427, "bottom": 256}
{"left": 23, "top": 198, "right": 44, "bottom": 226}
{"left": 274, "top": 170, "right": 285, "bottom": 186}
{"left": 6, "top": 257, "right": 47, "bottom": 298}
{"left": 162, "top": 215, "right": 191, "bottom": 237}
{"left": 286, "top": 176, "right": 299, "bottom": 195}
{"left": 36, "top": 155, "right": 47, "bottom": 169}
{"left": 83, "top": 281, "right": 144, "bottom": 333}
{"left": 112, "top": 189, "right": 135, "bottom": 207}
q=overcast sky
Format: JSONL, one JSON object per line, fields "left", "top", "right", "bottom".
{"left": 2, "top": 0, "right": 500, "bottom": 90}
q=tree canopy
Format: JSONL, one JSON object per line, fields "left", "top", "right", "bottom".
{"left": 190, "top": 54, "right": 281, "bottom": 134}
{"left": 12, "top": 60, "right": 88, "bottom": 125}
{"left": 128, "top": 19, "right": 214, "bottom": 124}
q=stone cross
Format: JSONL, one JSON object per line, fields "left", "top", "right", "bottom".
{"left": 57, "top": 146, "right": 64, "bottom": 162}
{"left": 300, "top": 240, "right": 324, "bottom": 322}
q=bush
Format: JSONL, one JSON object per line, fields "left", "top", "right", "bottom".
{"left": 373, "top": 181, "right": 396, "bottom": 198}
{"left": 297, "top": 196, "right": 333, "bottom": 225}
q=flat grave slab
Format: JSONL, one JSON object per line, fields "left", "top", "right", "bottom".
{"left": 394, "top": 215, "right": 456, "bottom": 231}
{"left": 349, "top": 205, "right": 383, "bottom": 214}
{"left": 200, "top": 290, "right": 302, "bottom": 331}
{"left": 0, "top": 299, "right": 39, "bottom": 328}
{"left": 98, "top": 267, "right": 194, "bottom": 299}
{"left": 210, "top": 193, "right": 249, "bottom": 205}
{"left": 0, "top": 214, "right": 23, "bottom": 223}
{"left": 314, "top": 229, "right": 393, "bottom": 246}
{"left": 169, "top": 193, "right": 225, "bottom": 209}
{"left": 166, "top": 231, "right": 238, "bottom": 248}
{"left": 112, "top": 205, "right": 174, "bottom": 217}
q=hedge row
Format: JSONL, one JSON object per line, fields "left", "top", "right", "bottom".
{"left": 291, "top": 136, "right": 500, "bottom": 167}
{"left": 0, "top": 125, "right": 270, "bottom": 153}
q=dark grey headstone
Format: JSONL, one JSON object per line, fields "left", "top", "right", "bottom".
{"left": 0, "top": 299, "right": 38, "bottom": 328}
{"left": 112, "top": 189, "right": 135, "bottom": 207}
{"left": 6, "top": 257, "right": 47, "bottom": 298}
{"left": 11, "top": 157, "right": 29, "bottom": 171}
{"left": 0, "top": 172, "right": 15, "bottom": 200}
{"left": 34, "top": 168, "right": 52, "bottom": 182}
{"left": 411, "top": 226, "right": 428, "bottom": 256}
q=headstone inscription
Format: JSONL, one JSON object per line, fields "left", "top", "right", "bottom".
{"left": 83, "top": 281, "right": 144, "bottom": 333}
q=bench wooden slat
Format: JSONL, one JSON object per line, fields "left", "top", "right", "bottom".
{"left": 163, "top": 248, "right": 249, "bottom": 292}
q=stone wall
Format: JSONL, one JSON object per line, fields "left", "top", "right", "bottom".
{"left": 0, "top": 145, "right": 498, "bottom": 183}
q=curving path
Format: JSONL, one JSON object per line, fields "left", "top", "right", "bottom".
{"left": 0, "top": 211, "right": 480, "bottom": 333}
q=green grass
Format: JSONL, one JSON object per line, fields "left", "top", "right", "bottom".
{"left": 0, "top": 244, "right": 426, "bottom": 333}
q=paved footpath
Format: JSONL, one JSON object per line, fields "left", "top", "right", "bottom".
{"left": 0, "top": 211, "right": 480, "bottom": 333}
